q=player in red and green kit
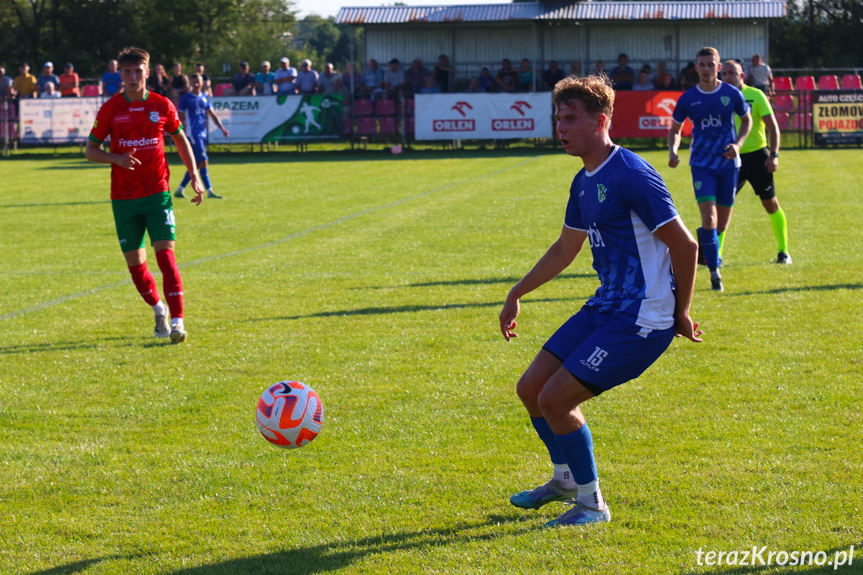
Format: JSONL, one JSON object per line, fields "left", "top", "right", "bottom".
{"left": 86, "top": 46, "right": 205, "bottom": 343}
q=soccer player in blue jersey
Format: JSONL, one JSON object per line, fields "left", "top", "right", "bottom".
{"left": 175, "top": 73, "right": 229, "bottom": 199}
{"left": 668, "top": 47, "right": 751, "bottom": 292}
{"left": 500, "top": 74, "right": 702, "bottom": 527}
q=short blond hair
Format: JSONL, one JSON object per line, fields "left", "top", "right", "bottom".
{"left": 552, "top": 74, "right": 615, "bottom": 119}
{"left": 697, "top": 47, "right": 720, "bottom": 60}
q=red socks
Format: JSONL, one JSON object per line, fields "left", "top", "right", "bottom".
{"left": 127, "top": 262, "right": 160, "bottom": 306}
{"left": 156, "top": 249, "right": 184, "bottom": 319}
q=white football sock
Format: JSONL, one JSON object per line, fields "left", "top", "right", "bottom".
{"left": 553, "top": 463, "right": 577, "bottom": 489}
{"left": 576, "top": 478, "right": 605, "bottom": 510}
{"left": 171, "top": 317, "right": 184, "bottom": 330}
{"left": 152, "top": 301, "right": 167, "bottom": 316}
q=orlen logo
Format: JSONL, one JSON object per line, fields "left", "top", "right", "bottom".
{"left": 434, "top": 119, "right": 475, "bottom": 132}
{"left": 451, "top": 101, "right": 473, "bottom": 117}
{"left": 510, "top": 100, "right": 532, "bottom": 116}
{"left": 118, "top": 137, "right": 160, "bottom": 147}
{"left": 700, "top": 114, "right": 723, "bottom": 129}
{"left": 639, "top": 116, "right": 674, "bottom": 130}
{"left": 492, "top": 118, "right": 534, "bottom": 131}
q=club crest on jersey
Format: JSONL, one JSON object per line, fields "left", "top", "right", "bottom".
{"left": 597, "top": 183, "right": 607, "bottom": 203}
{"left": 694, "top": 181, "right": 702, "bottom": 191}
{"left": 149, "top": 111, "right": 160, "bottom": 123}
{"left": 721, "top": 96, "right": 730, "bottom": 106}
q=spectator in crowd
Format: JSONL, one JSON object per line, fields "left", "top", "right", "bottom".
{"left": 230, "top": 61, "right": 255, "bottom": 96}
{"left": 39, "top": 81, "right": 60, "bottom": 98}
{"left": 146, "top": 63, "right": 170, "bottom": 96}
{"left": 542, "top": 60, "right": 566, "bottom": 91}
{"left": 256, "top": 61, "right": 275, "bottom": 95}
{"left": 679, "top": 62, "right": 698, "bottom": 90}
{"left": 570, "top": 60, "right": 582, "bottom": 77}
{"left": 655, "top": 61, "right": 675, "bottom": 90}
{"left": 341, "top": 63, "right": 361, "bottom": 93}
{"left": 296, "top": 59, "right": 318, "bottom": 94}
{"left": 478, "top": 67, "right": 495, "bottom": 92}
{"left": 746, "top": 54, "right": 773, "bottom": 95}
{"left": 405, "top": 59, "right": 431, "bottom": 94}
{"left": 274, "top": 57, "right": 297, "bottom": 95}
{"left": 633, "top": 70, "right": 655, "bottom": 91}
{"left": 37, "top": 62, "right": 60, "bottom": 95}
{"left": 101, "top": 59, "right": 122, "bottom": 96}
{"left": 327, "top": 76, "right": 351, "bottom": 99}
{"left": 495, "top": 58, "right": 519, "bottom": 93}
{"left": 383, "top": 58, "right": 406, "bottom": 97}
{"left": 58, "top": 63, "right": 79, "bottom": 97}
{"left": 610, "top": 53, "right": 634, "bottom": 90}
{"left": 317, "top": 62, "right": 339, "bottom": 94}
{"left": 194, "top": 63, "right": 212, "bottom": 96}
{"left": 360, "top": 58, "right": 384, "bottom": 99}
{"left": 466, "top": 77, "right": 485, "bottom": 93}
{"left": 14, "top": 63, "right": 38, "bottom": 99}
{"left": 518, "top": 58, "right": 534, "bottom": 92}
{"left": 418, "top": 75, "right": 441, "bottom": 94}
{"left": 593, "top": 60, "right": 605, "bottom": 76}
{"left": 435, "top": 54, "right": 455, "bottom": 92}
{"left": 169, "top": 62, "right": 189, "bottom": 103}
{"left": 1, "top": 67, "right": 14, "bottom": 99}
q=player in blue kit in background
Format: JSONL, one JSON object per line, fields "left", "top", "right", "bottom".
{"left": 175, "top": 74, "right": 229, "bottom": 199}
{"left": 500, "top": 74, "right": 702, "bottom": 527}
{"left": 668, "top": 47, "right": 751, "bottom": 292}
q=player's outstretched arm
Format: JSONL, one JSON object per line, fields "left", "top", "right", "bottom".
{"left": 208, "top": 109, "right": 229, "bottom": 137}
{"left": 171, "top": 131, "right": 205, "bottom": 206}
{"left": 667, "top": 120, "right": 684, "bottom": 167}
{"left": 653, "top": 217, "right": 703, "bottom": 342}
{"left": 499, "top": 226, "right": 587, "bottom": 341}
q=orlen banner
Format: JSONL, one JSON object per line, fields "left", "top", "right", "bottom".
{"left": 609, "top": 91, "right": 692, "bottom": 139}
{"left": 415, "top": 93, "right": 552, "bottom": 140}
{"left": 812, "top": 90, "right": 863, "bottom": 146}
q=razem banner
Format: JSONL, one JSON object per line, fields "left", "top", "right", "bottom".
{"left": 608, "top": 91, "right": 692, "bottom": 138}
{"left": 812, "top": 90, "right": 863, "bottom": 145}
{"left": 208, "top": 94, "right": 343, "bottom": 143}
{"left": 414, "top": 93, "right": 552, "bottom": 140}
{"left": 19, "top": 97, "right": 101, "bottom": 143}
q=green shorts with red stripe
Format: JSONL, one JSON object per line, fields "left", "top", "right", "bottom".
{"left": 112, "top": 192, "right": 176, "bottom": 252}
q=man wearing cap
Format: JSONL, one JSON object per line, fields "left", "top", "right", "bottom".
{"left": 59, "top": 63, "right": 80, "bottom": 97}
{"left": 37, "top": 62, "right": 60, "bottom": 95}
{"left": 255, "top": 61, "right": 275, "bottom": 95}
{"left": 296, "top": 59, "right": 318, "bottom": 94}
{"left": 274, "top": 57, "right": 297, "bottom": 95}
{"left": 231, "top": 61, "right": 256, "bottom": 96}
{"left": 383, "top": 58, "right": 406, "bottom": 97}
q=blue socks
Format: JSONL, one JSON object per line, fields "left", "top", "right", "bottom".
{"left": 179, "top": 171, "right": 191, "bottom": 189}
{"left": 552, "top": 423, "right": 598, "bottom": 485}
{"left": 531, "top": 417, "right": 566, "bottom": 464}
{"left": 698, "top": 227, "right": 720, "bottom": 271}
{"left": 200, "top": 167, "right": 211, "bottom": 191}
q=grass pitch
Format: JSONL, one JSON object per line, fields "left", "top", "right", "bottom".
{"left": 1, "top": 147, "right": 862, "bottom": 575}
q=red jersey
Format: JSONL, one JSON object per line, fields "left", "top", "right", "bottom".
{"left": 89, "top": 91, "right": 182, "bottom": 200}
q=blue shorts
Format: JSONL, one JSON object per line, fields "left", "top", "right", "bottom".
{"left": 543, "top": 306, "right": 676, "bottom": 396}
{"left": 189, "top": 136, "right": 208, "bottom": 164}
{"left": 691, "top": 164, "right": 738, "bottom": 207}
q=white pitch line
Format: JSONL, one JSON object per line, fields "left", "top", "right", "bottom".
{"left": 1, "top": 157, "right": 538, "bottom": 321}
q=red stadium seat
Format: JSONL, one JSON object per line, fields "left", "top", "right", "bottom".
{"left": 772, "top": 94, "right": 796, "bottom": 113}
{"left": 818, "top": 75, "right": 839, "bottom": 90}
{"left": 214, "top": 83, "right": 232, "bottom": 97}
{"left": 353, "top": 99, "right": 373, "bottom": 116}
{"left": 375, "top": 99, "right": 396, "bottom": 116}
{"left": 792, "top": 112, "right": 812, "bottom": 131}
{"left": 773, "top": 76, "right": 793, "bottom": 91}
{"left": 795, "top": 76, "right": 816, "bottom": 91}
{"left": 774, "top": 112, "right": 792, "bottom": 131}
{"left": 842, "top": 74, "right": 862, "bottom": 90}
{"left": 356, "top": 117, "right": 377, "bottom": 134}
{"left": 343, "top": 115, "right": 352, "bottom": 135}
{"left": 378, "top": 116, "right": 397, "bottom": 134}
{"left": 81, "top": 85, "right": 100, "bottom": 97}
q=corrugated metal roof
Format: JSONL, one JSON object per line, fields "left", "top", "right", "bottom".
{"left": 335, "top": 1, "right": 786, "bottom": 24}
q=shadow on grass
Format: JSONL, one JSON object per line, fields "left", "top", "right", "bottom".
{"left": 165, "top": 514, "right": 533, "bottom": 575}
{"left": 683, "top": 542, "right": 861, "bottom": 575}
{"left": 247, "top": 296, "right": 577, "bottom": 322}
{"left": 358, "top": 271, "right": 595, "bottom": 290}
{"left": 0, "top": 337, "right": 172, "bottom": 355}
{"left": 27, "top": 554, "right": 146, "bottom": 575}
{"left": 1, "top": 200, "right": 110, "bottom": 209}
{"left": 728, "top": 283, "right": 863, "bottom": 297}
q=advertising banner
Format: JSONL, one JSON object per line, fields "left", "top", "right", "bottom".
{"left": 19, "top": 98, "right": 100, "bottom": 143}
{"left": 812, "top": 90, "right": 863, "bottom": 145}
{"left": 209, "top": 94, "right": 343, "bottom": 143}
{"left": 19, "top": 94, "right": 344, "bottom": 144}
{"left": 414, "top": 93, "right": 552, "bottom": 140}
{"left": 609, "top": 91, "right": 692, "bottom": 139}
